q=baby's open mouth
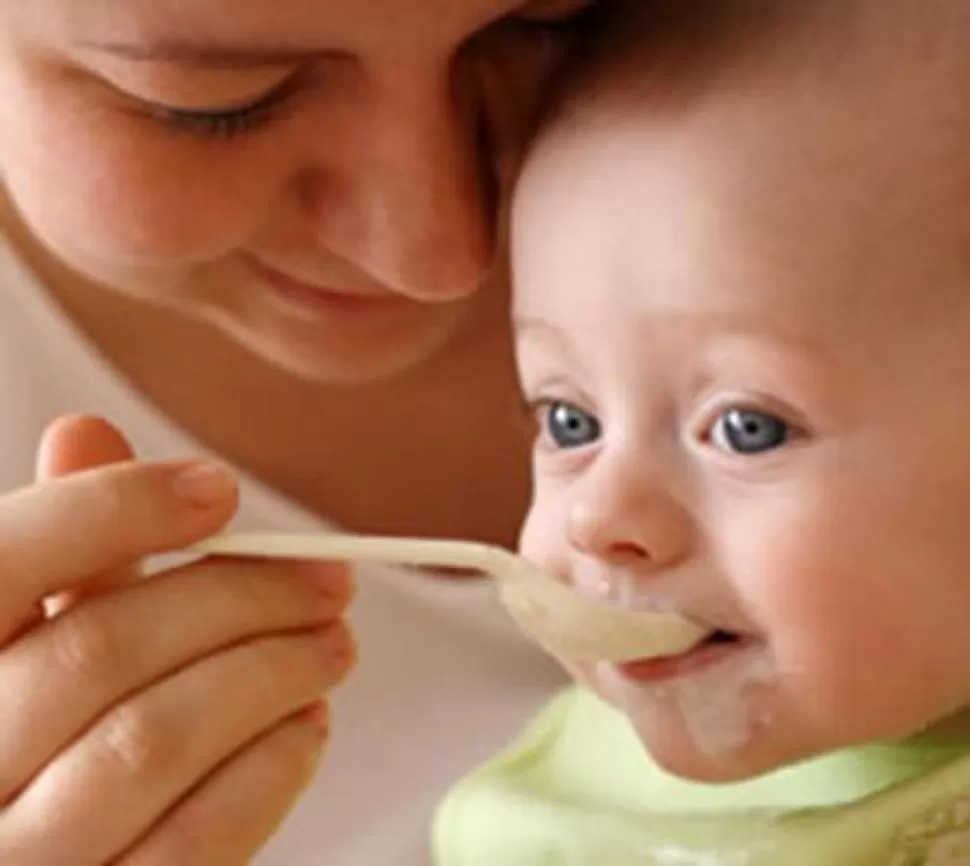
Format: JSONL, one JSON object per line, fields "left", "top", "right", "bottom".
{"left": 708, "top": 630, "right": 741, "bottom": 645}
{"left": 616, "top": 629, "right": 751, "bottom": 683}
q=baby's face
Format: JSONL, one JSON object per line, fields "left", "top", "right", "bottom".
{"left": 511, "top": 23, "right": 970, "bottom": 781}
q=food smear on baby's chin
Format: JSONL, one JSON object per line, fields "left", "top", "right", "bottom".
{"left": 671, "top": 650, "right": 776, "bottom": 756}
{"left": 605, "top": 645, "right": 777, "bottom": 757}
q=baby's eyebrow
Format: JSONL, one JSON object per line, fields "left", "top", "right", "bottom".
{"left": 512, "top": 316, "right": 583, "bottom": 365}
{"left": 79, "top": 39, "right": 350, "bottom": 70}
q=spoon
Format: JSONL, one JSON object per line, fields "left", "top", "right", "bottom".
{"left": 193, "top": 532, "right": 710, "bottom": 664}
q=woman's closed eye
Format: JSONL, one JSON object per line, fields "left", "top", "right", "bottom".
{"left": 144, "top": 73, "right": 307, "bottom": 140}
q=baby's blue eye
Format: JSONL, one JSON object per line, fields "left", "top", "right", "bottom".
{"left": 543, "top": 401, "right": 601, "bottom": 449}
{"left": 710, "top": 409, "right": 789, "bottom": 455}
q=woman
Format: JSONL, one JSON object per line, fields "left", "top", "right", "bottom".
{"left": 0, "top": 1, "right": 593, "bottom": 862}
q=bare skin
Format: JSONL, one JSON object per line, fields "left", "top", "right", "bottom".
{"left": 1, "top": 193, "right": 532, "bottom": 544}
{"left": 513, "top": 0, "right": 970, "bottom": 782}
{"left": 0, "top": 0, "right": 588, "bottom": 545}
{"left": 0, "top": 416, "right": 354, "bottom": 865}
{"left": 0, "top": 0, "right": 592, "bottom": 859}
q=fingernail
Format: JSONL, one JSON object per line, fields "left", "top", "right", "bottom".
{"left": 169, "top": 461, "right": 236, "bottom": 507}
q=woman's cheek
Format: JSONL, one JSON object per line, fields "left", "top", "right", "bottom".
{"left": 1, "top": 83, "right": 265, "bottom": 265}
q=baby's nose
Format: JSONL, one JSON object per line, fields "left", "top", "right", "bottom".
{"left": 566, "top": 457, "right": 693, "bottom": 571}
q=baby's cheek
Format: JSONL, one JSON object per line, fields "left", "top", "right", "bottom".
{"left": 518, "top": 500, "right": 603, "bottom": 681}
{"left": 711, "top": 504, "right": 915, "bottom": 734}
{"left": 517, "top": 495, "right": 569, "bottom": 573}
{"left": 761, "top": 563, "right": 964, "bottom": 742}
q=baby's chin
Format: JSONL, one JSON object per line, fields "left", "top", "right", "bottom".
{"left": 575, "top": 660, "right": 850, "bottom": 784}
{"left": 561, "top": 642, "right": 970, "bottom": 783}
{"left": 627, "top": 710, "right": 823, "bottom": 783}
{"left": 568, "top": 654, "right": 784, "bottom": 782}
{"left": 600, "top": 676, "right": 966, "bottom": 784}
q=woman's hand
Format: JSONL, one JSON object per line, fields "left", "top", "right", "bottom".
{"left": 0, "top": 416, "right": 355, "bottom": 865}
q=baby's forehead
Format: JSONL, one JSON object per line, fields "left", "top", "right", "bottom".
{"left": 517, "top": 0, "right": 970, "bottom": 321}
{"left": 515, "top": 109, "right": 969, "bottom": 343}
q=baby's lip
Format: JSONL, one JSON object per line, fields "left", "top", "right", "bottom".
{"left": 615, "top": 631, "right": 759, "bottom": 683}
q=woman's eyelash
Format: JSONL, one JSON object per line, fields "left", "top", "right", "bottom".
{"left": 146, "top": 76, "right": 301, "bottom": 141}
{"left": 154, "top": 101, "right": 275, "bottom": 139}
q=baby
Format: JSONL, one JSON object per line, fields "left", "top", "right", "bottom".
{"left": 435, "top": 1, "right": 970, "bottom": 863}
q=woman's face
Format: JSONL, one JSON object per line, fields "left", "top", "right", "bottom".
{"left": 0, "top": 0, "right": 593, "bottom": 382}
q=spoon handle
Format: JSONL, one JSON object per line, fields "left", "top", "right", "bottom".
{"left": 193, "top": 531, "right": 516, "bottom": 580}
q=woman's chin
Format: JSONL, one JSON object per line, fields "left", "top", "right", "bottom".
{"left": 222, "top": 304, "right": 469, "bottom": 386}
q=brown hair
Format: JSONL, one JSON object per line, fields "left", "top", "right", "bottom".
{"left": 542, "top": 0, "right": 970, "bottom": 129}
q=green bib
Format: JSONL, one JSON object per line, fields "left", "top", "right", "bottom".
{"left": 433, "top": 687, "right": 970, "bottom": 865}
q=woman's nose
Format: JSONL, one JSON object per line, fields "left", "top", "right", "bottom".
{"left": 297, "top": 72, "right": 495, "bottom": 302}
{"left": 567, "top": 452, "right": 694, "bottom": 570}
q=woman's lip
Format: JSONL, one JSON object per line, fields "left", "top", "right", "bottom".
{"left": 245, "top": 256, "right": 404, "bottom": 313}
{"left": 615, "top": 634, "right": 756, "bottom": 684}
